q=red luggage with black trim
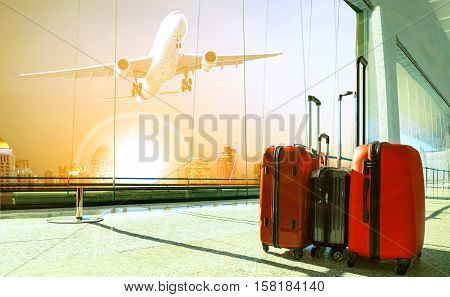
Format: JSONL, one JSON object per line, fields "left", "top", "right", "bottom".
{"left": 347, "top": 142, "right": 425, "bottom": 274}
{"left": 259, "top": 96, "right": 322, "bottom": 259}
{"left": 346, "top": 56, "right": 425, "bottom": 275}
{"left": 260, "top": 145, "right": 314, "bottom": 259}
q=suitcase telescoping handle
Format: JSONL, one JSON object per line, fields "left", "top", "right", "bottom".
{"left": 308, "top": 95, "right": 321, "bottom": 151}
{"left": 337, "top": 91, "right": 354, "bottom": 169}
{"left": 356, "top": 56, "right": 368, "bottom": 147}
{"left": 317, "top": 133, "right": 329, "bottom": 167}
{"left": 357, "top": 56, "right": 369, "bottom": 223}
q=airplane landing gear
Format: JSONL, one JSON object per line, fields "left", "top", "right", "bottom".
{"left": 132, "top": 80, "right": 143, "bottom": 97}
{"left": 173, "top": 33, "right": 183, "bottom": 49}
{"left": 181, "top": 75, "right": 192, "bottom": 92}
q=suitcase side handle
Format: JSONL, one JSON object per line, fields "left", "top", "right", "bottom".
{"left": 318, "top": 133, "right": 330, "bottom": 166}
{"left": 362, "top": 159, "right": 374, "bottom": 223}
{"left": 363, "top": 178, "right": 370, "bottom": 223}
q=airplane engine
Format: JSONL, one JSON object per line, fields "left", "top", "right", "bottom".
{"left": 115, "top": 58, "right": 130, "bottom": 77}
{"left": 202, "top": 51, "right": 217, "bottom": 72}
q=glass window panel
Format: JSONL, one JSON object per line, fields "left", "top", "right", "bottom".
{"left": 396, "top": 46, "right": 450, "bottom": 174}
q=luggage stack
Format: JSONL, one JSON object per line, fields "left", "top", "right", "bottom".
{"left": 259, "top": 56, "right": 425, "bottom": 275}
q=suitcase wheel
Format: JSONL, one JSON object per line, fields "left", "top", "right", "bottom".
{"left": 396, "top": 259, "right": 411, "bottom": 275}
{"left": 331, "top": 249, "right": 344, "bottom": 262}
{"left": 262, "top": 244, "right": 269, "bottom": 253}
{"left": 311, "top": 246, "right": 317, "bottom": 258}
{"left": 311, "top": 247, "right": 323, "bottom": 258}
{"left": 311, "top": 246, "right": 323, "bottom": 258}
{"left": 292, "top": 249, "right": 303, "bottom": 260}
{"left": 347, "top": 252, "right": 358, "bottom": 267}
{"left": 416, "top": 252, "right": 422, "bottom": 260}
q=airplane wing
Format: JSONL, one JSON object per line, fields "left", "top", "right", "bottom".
{"left": 175, "top": 53, "right": 282, "bottom": 76}
{"left": 98, "top": 90, "right": 180, "bottom": 101}
{"left": 18, "top": 56, "right": 152, "bottom": 79}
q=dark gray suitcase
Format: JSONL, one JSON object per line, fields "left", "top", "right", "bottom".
{"left": 310, "top": 133, "right": 350, "bottom": 262}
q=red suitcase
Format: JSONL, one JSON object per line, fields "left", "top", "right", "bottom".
{"left": 260, "top": 145, "right": 314, "bottom": 259}
{"left": 347, "top": 142, "right": 425, "bottom": 274}
{"left": 259, "top": 96, "right": 322, "bottom": 259}
{"left": 346, "top": 56, "right": 425, "bottom": 275}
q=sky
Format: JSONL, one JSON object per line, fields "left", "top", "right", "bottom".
{"left": 0, "top": 0, "right": 357, "bottom": 177}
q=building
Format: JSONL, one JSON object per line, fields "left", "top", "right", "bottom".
{"left": 216, "top": 146, "right": 238, "bottom": 182}
{"left": 16, "top": 159, "right": 33, "bottom": 184}
{"left": 16, "top": 159, "right": 32, "bottom": 177}
{"left": 44, "top": 170, "right": 54, "bottom": 184}
{"left": 68, "top": 161, "right": 87, "bottom": 178}
{"left": 58, "top": 165, "right": 69, "bottom": 183}
{"left": 0, "top": 137, "right": 16, "bottom": 184}
{"left": 185, "top": 158, "right": 211, "bottom": 183}
{"left": 345, "top": 0, "right": 449, "bottom": 172}
{"left": 253, "top": 163, "right": 262, "bottom": 183}
{"left": 58, "top": 161, "right": 87, "bottom": 183}
{"left": 90, "top": 146, "right": 113, "bottom": 178}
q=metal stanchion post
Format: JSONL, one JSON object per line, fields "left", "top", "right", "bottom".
{"left": 48, "top": 187, "right": 103, "bottom": 224}
{"left": 432, "top": 169, "right": 435, "bottom": 189}
{"left": 442, "top": 170, "right": 445, "bottom": 189}
{"left": 76, "top": 188, "right": 83, "bottom": 220}
{"left": 438, "top": 170, "right": 440, "bottom": 189}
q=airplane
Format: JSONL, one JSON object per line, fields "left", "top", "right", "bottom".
{"left": 18, "top": 11, "right": 281, "bottom": 101}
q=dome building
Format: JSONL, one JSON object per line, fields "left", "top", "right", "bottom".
{"left": 0, "top": 138, "right": 16, "bottom": 184}
{"left": 0, "top": 138, "right": 9, "bottom": 150}
{"left": 90, "top": 146, "right": 113, "bottom": 178}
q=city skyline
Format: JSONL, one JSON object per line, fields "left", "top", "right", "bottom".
{"left": 1, "top": 136, "right": 260, "bottom": 181}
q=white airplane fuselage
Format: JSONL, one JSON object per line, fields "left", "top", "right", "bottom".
{"left": 139, "top": 12, "right": 187, "bottom": 99}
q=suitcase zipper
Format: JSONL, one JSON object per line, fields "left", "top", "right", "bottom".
{"left": 271, "top": 146, "right": 283, "bottom": 248}
{"left": 369, "top": 141, "right": 382, "bottom": 260}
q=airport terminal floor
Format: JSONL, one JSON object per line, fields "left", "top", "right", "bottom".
{"left": 0, "top": 199, "right": 449, "bottom": 277}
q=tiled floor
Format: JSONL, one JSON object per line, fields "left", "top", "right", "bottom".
{"left": 0, "top": 199, "right": 449, "bottom": 276}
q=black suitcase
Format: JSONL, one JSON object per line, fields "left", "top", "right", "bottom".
{"left": 310, "top": 133, "right": 350, "bottom": 262}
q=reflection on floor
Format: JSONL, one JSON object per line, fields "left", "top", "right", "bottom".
{"left": 0, "top": 199, "right": 449, "bottom": 277}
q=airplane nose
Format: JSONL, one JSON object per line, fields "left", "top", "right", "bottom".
{"left": 178, "top": 13, "right": 187, "bottom": 26}
{"left": 176, "top": 14, "right": 187, "bottom": 36}
{"left": 168, "top": 11, "right": 187, "bottom": 37}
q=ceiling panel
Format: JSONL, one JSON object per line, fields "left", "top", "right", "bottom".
{"left": 429, "top": 0, "right": 450, "bottom": 40}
